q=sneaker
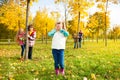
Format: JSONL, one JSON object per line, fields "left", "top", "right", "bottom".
{"left": 60, "top": 69, "right": 65, "bottom": 75}
{"left": 55, "top": 68, "right": 59, "bottom": 75}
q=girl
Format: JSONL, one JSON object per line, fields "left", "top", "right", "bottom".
{"left": 73, "top": 33, "right": 79, "bottom": 48}
{"left": 16, "top": 28, "right": 25, "bottom": 60}
{"left": 28, "top": 24, "right": 36, "bottom": 59}
{"left": 48, "top": 21, "right": 69, "bottom": 75}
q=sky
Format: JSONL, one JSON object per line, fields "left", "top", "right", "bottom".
{"left": 30, "top": 0, "right": 120, "bottom": 28}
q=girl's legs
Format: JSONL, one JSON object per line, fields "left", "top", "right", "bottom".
{"left": 21, "top": 45, "right": 25, "bottom": 57}
{"left": 28, "top": 47, "right": 33, "bottom": 59}
{"left": 74, "top": 42, "right": 76, "bottom": 48}
{"left": 58, "top": 49, "right": 64, "bottom": 69}
{"left": 52, "top": 49, "right": 59, "bottom": 75}
{"left": 58, "top": 49, "right": 65, "bottom": 75}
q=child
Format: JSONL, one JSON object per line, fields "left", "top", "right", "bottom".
{"left": 78, "top": 30, "right": 83, "bottom": 48}
{"left": 27, "top": 24, "right": 36, "bottom": 59}
{"left": 48, "top": 21, "right": 69, "bottom": 75}
{"left": 16, "top": 28, "right": 25, "bottom": 60}
{"left": 73, "top": 33, "right": 79, "bottom": 48}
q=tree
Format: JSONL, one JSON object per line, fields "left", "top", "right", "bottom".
{"left": 86, "top": 12, "right": 110, "bottom": 42}
{"left": 108, "top": 25, "right": 120, "bottom": 41}
{"left": 69, "top": 0, "right": 94, "bottom": 33}
{"left": 33, "top": 9, "right": 55, "bottom": 39}
{"left": 96, "top": 0, "right": 120, "bottom": 46}
{"left": 67, "top": 0, "right": 94, "bottom": 47}
{"left": 0, "top": 1, "right": 26, "bottom": 39}
{"left": 18, "top": 0, "right": 38, "bottom": 60}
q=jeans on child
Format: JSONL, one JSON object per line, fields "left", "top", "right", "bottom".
{"left": 21, "top": 44, "right": 25, "bottom": 57}
{"left": 52, "top": 49, "right": 64, "bottom": 69}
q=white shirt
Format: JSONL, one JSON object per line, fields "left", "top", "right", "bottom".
{"left": 52, "top": 31, "right": 67, "bottom": 49}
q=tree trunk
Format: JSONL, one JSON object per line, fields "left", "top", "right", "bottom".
{"left": 46, "top": 28, "right": 47, "bottom": 44}
{"left": 96, "top": 32, "right": 98, "bottom": 43}
{"left": 104, "top": 0, "right": 108, "bottom": 46}
{"left": 92, "top": 33, "right": 94, "bottom": 42}
{"left": 96, "top": 26, "right": 99, "bottom": 43}
{"left": 64, "top": 0, "right": 67, "bottom": 28}
{"left": 77, "top": 11, "right": 80, "bottom": 48}
{"left": 42, "top": 33, "right": 44, "bottom": 43}
{"left": 24, "top": 0, "right": 30, "bottom": 60}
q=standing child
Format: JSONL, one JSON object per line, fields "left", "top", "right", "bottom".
{"left": 73, "top": 33, "right": 79, "bottom": 48}
{"left": 78, "top": 30, "right": 83, "bottom": 48}
{"left": 27, "top": 24, "right": 36, "bottom": 59}
{"left": 48, "top": 21, "right": 69, "bottom": 75}
{"left": 16, "top": 28, "right": 25, "bottom": 60}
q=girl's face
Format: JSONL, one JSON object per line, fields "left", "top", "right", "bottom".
{"left": 30, "top": 27, "right": 33, "bottom": 31}
{"left": 19, "top": 28, "right": 24, "bottom": 33}
{"left": 56, "top": 22, "right": 62, "bottom": 31}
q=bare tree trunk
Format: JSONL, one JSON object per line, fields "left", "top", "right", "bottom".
{"left": 64, "top": 0, "right": 67, "bottom": 28}
{"left": 77, "top": 11, "right": 80, "bottom": 48}
{"left": 92, "top": 33, "right": 94, "bottom": 42}
{"left": 104, "top": 0, "right": 108, "bottom": 46}
{"left": 24, "top": 0, "right": 30, "bottom": 60}
{"left": 96, "top": 26, "right": 99, "bottom": 43}
{"left": 42, "top": 33, "right": 44, "bottom": 43}
{"left": 96, "top": 32, "right": 98, "bottom": 43}
{"left": 46, "top": 28, "right": 47, "bottom": 44}
{"left": 115, "top": 33, "right": 117, "bottom": 42}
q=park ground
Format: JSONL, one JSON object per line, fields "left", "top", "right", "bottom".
{"left": 0, "top": 40, "right": 120, "bottom": 80}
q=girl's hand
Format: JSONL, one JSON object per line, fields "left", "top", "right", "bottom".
{"left": 63, "top": 26, "right": 66, "bottom": 30}
{"left": 28, "top": 35, "right": 30, "bottom": 38}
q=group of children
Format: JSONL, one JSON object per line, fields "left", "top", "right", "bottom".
{"left": 16, "top": 21, "right": 82, "bottom": 76}
{"left": 73, "top": 30, "right": 83, "bottom": 48}
{"left": 16, "top": 24, "right": 36, "bottom": 60}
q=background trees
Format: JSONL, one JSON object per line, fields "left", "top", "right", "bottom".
{"left": 0, "top": 0, "right": 120, "bottom": 41}
{"left": 33, "top": 10, "right": 55, "bottom": 39}
{"left": 0, "top": 1, "right": 26, "bottom": 39}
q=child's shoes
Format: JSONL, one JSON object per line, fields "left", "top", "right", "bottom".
{"left": 55, "top": 68, "right": 59, "bottom": 75}
{"left": 60, "top": 69, "right": 65, "bottom": 75}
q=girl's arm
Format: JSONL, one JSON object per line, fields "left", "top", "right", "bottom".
{"left": 60, "top": 29, "right": 69, "bottom": 37}
{"left": 48, "top": 29, "right": 56, "bottom": 37}
{"left": 28, "top": 32, "right": 36, "bottom": 40}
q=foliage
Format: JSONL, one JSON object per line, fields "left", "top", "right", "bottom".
{"left": 86, "top": 12, "right": 110, "bottom": 39}
{"left": 33, "top": 9, "right": 55, "bottom": 38}
{"left": 0, "top": 1, "right": 26, "bottom": 31}
{"left": 0, "top": 0, "right": 38, "bottom": 39}
{"left": 108, "top": 25, "right": 120, "bottom": 39}
{"left": 0, "top": 1, "right": 26, "bottom": 39}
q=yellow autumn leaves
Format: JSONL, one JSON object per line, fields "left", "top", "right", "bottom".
{"left": 0, "top": 1, "right": 26, "bottom": 31}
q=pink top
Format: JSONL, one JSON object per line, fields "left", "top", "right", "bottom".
{"left": 17, "top": 32, "right": 25, "bottom": 45}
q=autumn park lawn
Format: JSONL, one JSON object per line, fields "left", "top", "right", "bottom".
{"left": 0, "top": 40, "right": 120, "bottom": 80}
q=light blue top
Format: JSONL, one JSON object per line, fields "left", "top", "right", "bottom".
{"left": 48, "top": 29, "right": 69, "bottom": 37}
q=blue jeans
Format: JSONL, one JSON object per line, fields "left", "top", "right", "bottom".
{"left": 52, "top": 49, "right": 64, "bottom": 69}
{"left": 21, "top": 44, "right": 25, "bottom": 57}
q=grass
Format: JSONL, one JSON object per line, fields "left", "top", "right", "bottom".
{"left": 0, "top": 40, "right": 120, "bottom": 80}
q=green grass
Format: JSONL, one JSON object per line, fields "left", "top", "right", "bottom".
{"left": 0, "top": 40, "right": 120, "bottom": 80}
